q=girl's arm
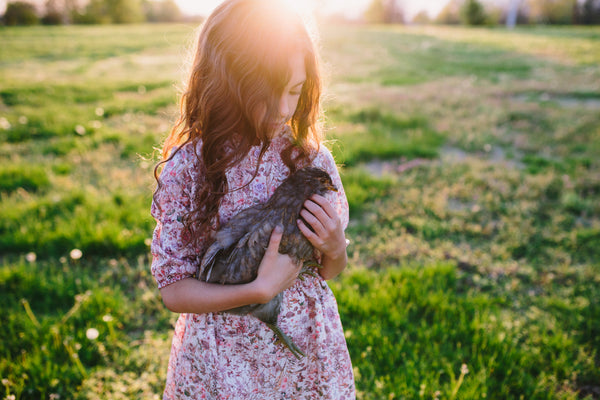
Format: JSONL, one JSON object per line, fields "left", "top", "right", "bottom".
{"left": 297, "top": 194, "right": 348, "bottom": 280}
{"left": 159, "top": 226, "right": 302, "bottom": 314}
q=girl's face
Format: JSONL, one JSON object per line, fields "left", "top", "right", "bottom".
{"left": 272, "top": 52, "right": 306, "bottom": 134}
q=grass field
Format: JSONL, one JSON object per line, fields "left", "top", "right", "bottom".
{"left": 1, "top": 23, "right": 599, "bottom": 399}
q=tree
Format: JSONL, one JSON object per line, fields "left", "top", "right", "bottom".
{"left": 42, "top": 0, "right": 65, "bottom": 24}
{"left": 365, "top": 0, "right": 404, "bottom": 23}
{"left": 460, "top": 0, "right": 487, "bottom": 25}
{"left": 505, "top": 0, "right": 522, "bottom": 27}
{"left": 4, "top": 1, "right": 39, "bottom": 25}
{"left": 576, "top": 0, "right": 600, "bottom": 24}
{"left": 526, "top": 0, "right": 577, "bottom": 24}
{"left": 143, "top": 0, "right": 181, "bottom": 22}
{"left": 79, "top": 0, "right": 144, "bottom": 23}
{"left": 107, "top": 0, "right": 144, "bottom": 23}
{"left": 412, "top": 10, "right": 431, "bottom": 24}
{"left": 435, "top": 0, "right": 462, "bottom": 24}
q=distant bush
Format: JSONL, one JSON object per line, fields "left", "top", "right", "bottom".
{"left": 76, "top": 0, "right": 144, "bottom": 24}
{"left": 3, "top": 1, "right": 39, "bottom": 25}
{"left": 527, "top": 0, "right": 578, "bottom": 24}
{"left": 460, "top": 0, "right": 487, "bottom": 25}
{"left": 144, "top": 0, "right": 182, "bottom": 22}
{"left": 435, "top": 0, "right": 462, "bottom": 24}
{"left": 364, "top": 0, "right": 405, "bottom": 24}
{"left": 41, "top": 10, "right": 63, "bottom": 25}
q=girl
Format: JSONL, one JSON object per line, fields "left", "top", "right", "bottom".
{"left": 150, "top": 0, "right": 355, "bottom": 398}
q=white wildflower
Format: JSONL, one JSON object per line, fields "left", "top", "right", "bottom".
{"left": 0, "top": 117, "right": 11, "bottom": 130}
{"left": 86, "top": 328, "right": 99, "bottom": 340}
{"left": 69, "top": 248, "right": 83, "bottom": 260}
{"left": 74, "top": 125, "right": 86, "bottom": 135}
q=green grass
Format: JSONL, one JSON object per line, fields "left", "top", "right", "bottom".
{"left": 331, "top": 263, "right": 600, "bottom": 399}
{"left": 1, "top": 23, "right": 599, "bottom": 399}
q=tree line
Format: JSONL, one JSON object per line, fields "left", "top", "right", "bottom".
{"left": 366, "top": 0, "right": 600, "bottom": 25}
{"left": 3, "top": 0, "right": 600, "bottom": 26}
{"left": 1, "top": 0, "right": 186, "bottom": 25}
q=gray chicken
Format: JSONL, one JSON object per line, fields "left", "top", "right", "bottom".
{"left": 196, "top": 167, "right": 338, "bottom": 359}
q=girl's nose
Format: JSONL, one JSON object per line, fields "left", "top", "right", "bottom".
{"left": 279, "top": 97, "right": 289, "bottom": 118}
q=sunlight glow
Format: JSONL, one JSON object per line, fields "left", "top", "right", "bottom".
{"left": 174, "top": 0, "right": 453, "bottom": 20}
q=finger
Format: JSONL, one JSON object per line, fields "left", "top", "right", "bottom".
{"left": 265, "top": 225, "right": 283, "bottom": 253}
{"left": 302, "top": 200, "right": 341, "bottom": 234}
{"left": 297, "top": 218, "right": 320, "bottom": 244}
{"left": 300, "top": 208, "right": 325, "bottom": 235}
{"left": 309, "top": 194, "right": 337, "bottom": 219}
{"left": 302, "top": 199, "right": 330, "bottom": 223}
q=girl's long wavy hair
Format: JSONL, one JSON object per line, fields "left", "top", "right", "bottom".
{"left": 154, "top": 0, "right": 323, "bottom": 247}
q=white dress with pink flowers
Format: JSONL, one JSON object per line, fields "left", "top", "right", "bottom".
{"left": 151, "top": 130, "right": 356, "bottom": 399}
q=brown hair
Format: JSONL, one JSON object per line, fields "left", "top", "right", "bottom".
{"left": 154, "top": 0, "right": 323, "bottom": 246}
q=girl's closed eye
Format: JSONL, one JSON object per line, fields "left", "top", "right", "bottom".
{"left": 289, "top": 81, "right": 305, "bottom": 96}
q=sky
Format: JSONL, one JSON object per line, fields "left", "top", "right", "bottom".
{"left": 174, "top": 0, "right": 454, "bottom": 20}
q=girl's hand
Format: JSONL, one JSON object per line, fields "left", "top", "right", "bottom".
{"left": 297, "top": 194, "right": 346, "bottom": 261}
{"left": 253, "top": 226, "right": 302, "bottom": 303}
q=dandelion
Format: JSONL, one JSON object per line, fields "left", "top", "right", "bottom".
{"left": 2, "top": 378, "right": 11, "bottom": 386}
{"left": 0, "top": 117, "right": 11, "bottom": 130}
{"left": 95, "top": 107, "right": 104, "bottom": 117}
{"left": 137, "top": 85, "right": 147, "bottom": 94}
{"left": 25, "top": 252, "right": 37, "bottom": 263}
{"left": 461, "top": 363, "right": 469, "bottom": 375}
{"left": 86, "top": 328, "right": 99, "bottom": 340}
{"left": 59, "top": 256, "right": 67, "bottom": 264}
{"left": 70, "top": 248, "right": 83, "bottom": 260}
{"left": 451, "top": 363, "right": 470, "bottom": 399}
{"left": 74, "top": 125, "right": 86, "bottom": 135}
{"left": 5, "top": 395, "right": 16, "bottom": 400}
{"left": 91, "top": 120, "right": 102, "bottom": 129}
{"left": 483, "top": 143, "right": 492, "bottom": 152}
{"left": 108, "top": 259, "right": 118, "bottom": 267}
{"left": 49, "top": 394, "right": 61, "bottom": 400}
{"left": 144, "top": 238, "right": 152, "bottom": 246}
{"left": 102, "top": 314, "right": 113, "bottom": 322}
{"left": 18, "top": 116, "right": 28, "bottom": 124}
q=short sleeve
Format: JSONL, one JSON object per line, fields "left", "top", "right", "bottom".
{"left": 311, "top": 144, "right": 349, "bottom": 230}
{"left": 150, "top": 145, "right": 204, "bottom": 289}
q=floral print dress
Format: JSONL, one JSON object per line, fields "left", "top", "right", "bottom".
{"left": 150, "top": 128, "right": 356, "bottom": 399}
